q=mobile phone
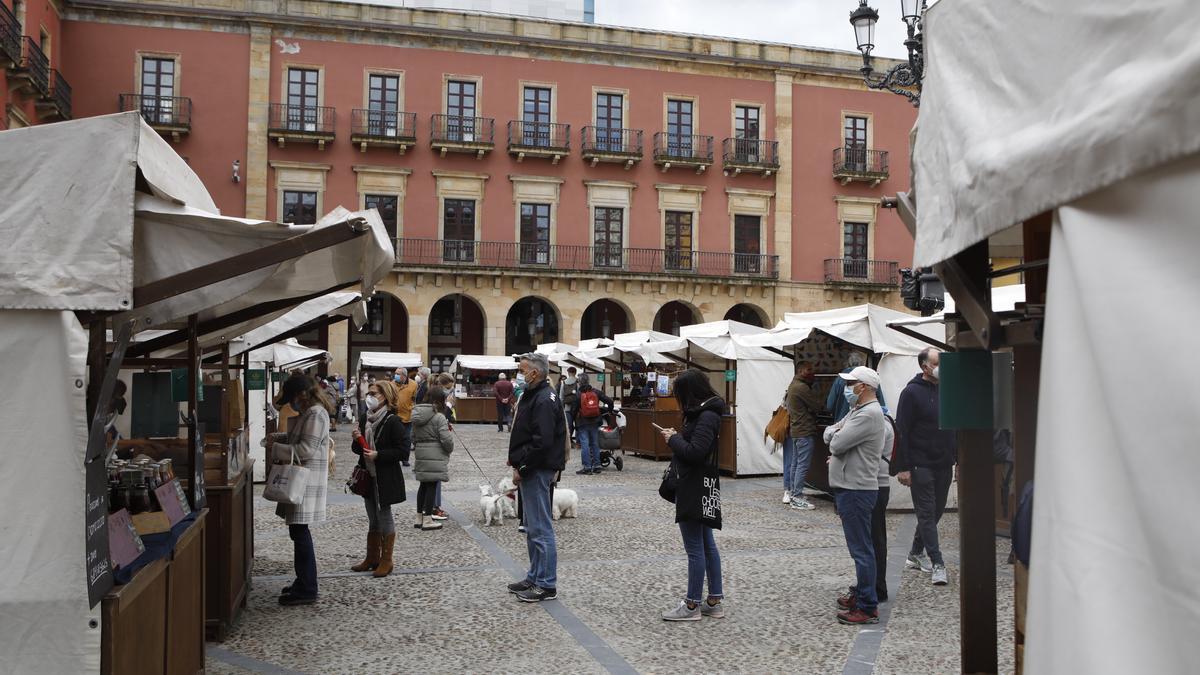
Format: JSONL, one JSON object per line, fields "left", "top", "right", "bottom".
{"left": 652, "top": 422, "right": 667, "bottom": 432}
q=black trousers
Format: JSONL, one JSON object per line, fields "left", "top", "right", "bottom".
{"left": 288, "top": 524, "right": 318, "bottom": 598}
{"left": 400, "top": 421, "right": 412, "bottom": 462}
{"left": 910, "top": 465, "right": 954, "bottom": 566}
{"left": 417, "top": 481, "right": 438, "bottom": 515}
{"left": 871, "top": 486, "right": 890, "bottom": 600}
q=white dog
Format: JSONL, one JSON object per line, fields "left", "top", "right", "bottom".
{"left": 552, "top": 487, "right": 579, "bottom": 520}
{"left": 479, "top": 485, "right": 504, "bottom": 526}
{"left": 497, "top": 476, "right": 519, "bottom": 519}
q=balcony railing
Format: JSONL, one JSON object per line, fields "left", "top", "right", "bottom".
{"left": 653, "top": 132, "right": 715, "bottom": 165}
{"left": 581, "top": 126, "right": 643, "bottom": 157}
{"left": 41, "top": 69, "right": 70, "bottom": 119}
{"left": 824, "top": 258, "right": 899, "bottom": 286}
{"left": 394, "top": 239, "right": 778, "bottom": 279}
{"left": 431, "top": 114, "right": 495, "bottom": 145}
{"left": 351, "top": 109, "right": 416, "bottom": 141}
{"left": 722, "top": 138, "right": 779, "bottom": 173}
{"left": 15, "top": 37, "right": 50, "bottom": 96}
{"left": 120, "top": 94, "right": 192, "bottom": 139}
{"left": 833, "top": 147, "right": 890, "bottom": 185}
{"left": 0, "top": 2, "right": 20, "bottom": 67}
{"left": 269, "top": 103, "right": 336, "bottom": 134}
{"left": 507, "top": 120, "right": 570, "bottom": 153}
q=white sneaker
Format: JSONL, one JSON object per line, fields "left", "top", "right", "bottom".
{"left": 789, "top": 497, "right": 815, "bottom": 511}
{"left": 906, "top": 553, "right": 933, "bottom": 574}
{"left": 782, "top": 490, "right": 792, "bottom": 504}
{"left": 931, "top": 564, "right": 948, "bottom": 586}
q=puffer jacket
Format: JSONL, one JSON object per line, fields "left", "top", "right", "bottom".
{"left": 411, "top": 403, "right": 454, "bottom": 482}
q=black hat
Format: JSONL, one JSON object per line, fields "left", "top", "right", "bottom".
{"left": 277, "top": 372, "right": 312, "bottom": 406}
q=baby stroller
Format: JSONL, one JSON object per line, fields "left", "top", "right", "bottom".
{"left": 598, "top": 411, "right": 625, "bottom": 471}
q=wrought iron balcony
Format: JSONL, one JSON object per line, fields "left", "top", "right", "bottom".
{"left": 580, "top": 127, "right": 643, "bottom": 168}
{"left": 395, "top": 239, "right": 779, "bottom": 279}
{"left": 36, "top": 69, "right": 70, "bottom": 120}
{"left": 431, "top": 114, "right": 495, "bottom": 158}
{"left": 722, "top": 138, "right": 779, "bottom": 176}
{"left": 268, "top": 103, "right": 336, "bottom": 149}
{"left": 833, "top": 147, "right": 890, "bottom": 186}
{"left": 507, "top": 121, "right": 570, "bottom": 163}
{"left": 824, "top": 258, "right": 899, "bottom": 286}
{"left": 120, "top": 95, "right": 193, "bottom": 141}
{"left": 0, "top": 2, "right": 20, "bottom": 68}
{"left": 653, "top": 132, "right": 715, "bottom": 173}
{"left": 11, "top": 37, "right": 49, "bottom": 96}
{"left": 351, "top": 109, "right": 416, "bottom": 153}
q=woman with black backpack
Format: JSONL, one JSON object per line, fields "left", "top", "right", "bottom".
{"left": 657, "top": 369, "right": 726, "bottom": 621}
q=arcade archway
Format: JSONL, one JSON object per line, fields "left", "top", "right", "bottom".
{"left": 505, "top": 297, "right": 560, "bottom": 355}
{"left": 428, "top": 293, "right": 485, "bottom": 373}
{"left": 580, "top": 298, "right": 632, "bottom": 341}
{"left": 653, "top": 301, "right": 700, "bottom": 336}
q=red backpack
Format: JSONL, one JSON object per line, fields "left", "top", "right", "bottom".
{"left": 579, "top": 390, "right": 601, "bottom": 418}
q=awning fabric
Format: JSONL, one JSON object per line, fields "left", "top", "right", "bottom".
{"left": 357, "top": 351, "right": 423, "bottom": 372}
{"left": 912, "top": 0, "right": 1200, "bottom": 267}
{"left": 230, "top": 292, "right": 362, "bottom": 357}
{"left": 247, "top": 338, "right": 329, "bottom": 371}
{"left": 449, "top": 355, "right": 519, "bottom": 373}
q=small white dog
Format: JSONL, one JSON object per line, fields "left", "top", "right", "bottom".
{"left": 497, "top": 476, "right": 519, "bottom": 519}
{"left": 552, "top": 487, "right": 579, "bottom": 520}
{"left": 479, "top": 485, "right": 504, "bottom": 526}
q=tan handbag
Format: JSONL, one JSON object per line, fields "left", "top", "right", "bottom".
{"left": 764, "top": 405, "right": 790, "bottom": 446}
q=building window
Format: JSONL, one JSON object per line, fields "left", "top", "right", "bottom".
{"left": 844, "top": 115, "right": 869, "bottom": 171}
{"left": 442, "top": 198, "right": 475, "bottom": 262}
{"left": 362, "top": 296, "right": 385, "bottom": 335}
{"left": 367, "top": 74, "right": 400, "bottom": 136}
{"left": 667, "top": 99, "right": 694, "bottom": 155}
{"left": 12, "top": 0, "right": 23, "bottom": 32}
{"left": 843, "top": 221, "right": 869, "bottom": 278}
{"left": 593, "top": 207, "right": 623, "bottom": 269}
{"left": 519, "top": 203, "right": 551, "bottom": 265}
{"left": 596, "top": 92, "right": 623, "bottom": 151}
{"left": 734, "top": 214, "right": 761, "bottom": 274}
{"left": 430, "top": 298, "right": 457, "bottom": 337}
{"left": 282, "top": 190, "right": 318, "bottom": 225}
{"left": 446, "top": 80, "right": 477, "bottom": 142}
{"left": 287, "top": 68, "right": 321, "bottom": 131}
{"left": 664, "top": 210, "right": 693, "bottom": 271}
{"left": 364, "top": 194, "right": 398, "bottom": 252}
{"left": 140, "top": 57, "right": 176, "bottom": 125}
{"left": 522, "top": 86, "right": 552, "bottom": 147}
{"left": 734, "top": 105, "right": 761, "bottom": 161}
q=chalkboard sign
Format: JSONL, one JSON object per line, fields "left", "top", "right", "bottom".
{"left": 246, "top": 369, "right": 267, "bottom": 390}
{"left": 84, "top": 454, "right": 114, "bottom": 607}
{"left": 190, "top": 422, "right": 207, "bottom": 510}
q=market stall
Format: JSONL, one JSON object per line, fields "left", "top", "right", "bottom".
{"left": 447, "top": 355, "right": 519, "bottom": 422}
{"left": 0, "top": 113, "right": 392, "bottom": 671}
{"left": 357, "top": 351, "right": 423, "bottom": 379}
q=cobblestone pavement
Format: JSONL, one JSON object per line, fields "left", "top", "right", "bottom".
{"left": 207, "top": 424, "right": 1014, "bottom": 674}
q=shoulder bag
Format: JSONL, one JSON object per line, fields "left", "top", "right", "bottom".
{"left": 264, "top": 446, "right": 311, "bottom": 505}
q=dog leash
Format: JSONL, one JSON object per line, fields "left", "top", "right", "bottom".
{"left": 450, "top": 426, "right": 496, "bottom": 488}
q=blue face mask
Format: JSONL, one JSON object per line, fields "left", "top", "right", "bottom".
{"left": 393, "top": 374, "right": 403, "bottom": 383}
{"left": 843, "top": 384, "right": 860, "bottom": 407}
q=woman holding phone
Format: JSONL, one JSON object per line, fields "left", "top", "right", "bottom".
{"left": 657, "top": 369, "right": 726, "bottom": 621}
{"left": 349, "top": 379, "right": 409, "bottom": 577}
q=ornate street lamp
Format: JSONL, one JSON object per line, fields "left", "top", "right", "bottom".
{"left": 850, "top": 0, "right": 926, "bottom": 106}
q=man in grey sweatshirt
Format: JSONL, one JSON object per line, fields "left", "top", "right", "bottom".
{"left": 823, "top": 366, "right": 885, "bottom": 625}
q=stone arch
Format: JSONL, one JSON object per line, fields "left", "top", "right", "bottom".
{"left": 505, "top": 296, "right": 561, "bottom": 355}
{"left": 580, "top": 298, "right": 634, "bottom": 340}
{"left": 723, "top": 302, "right": 770, "bottom": 328}
{"left": 428, "top": 293, "right": 486, "bottom": 372}
{"left": 347, "top": 291, "right": 410, "bottom": 376}
{"left": 653, "top": 300, "right": 701, "bottom": 336}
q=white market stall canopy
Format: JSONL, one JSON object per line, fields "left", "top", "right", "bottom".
{"left": 357, "top": 351, "right": 423, "bottom": 373}
{"left": 229, "top": 292, "right": 364, "bottom": 358}
{"left": 247, "top": 338, "right": 329, "bottom": 371}
{"left": 449, "top": 355, "right": 519, "bottom": 373}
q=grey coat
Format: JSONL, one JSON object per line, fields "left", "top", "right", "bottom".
{"left": 411, "top": 403, "right": 454, "bottom": 483}
{"left": 270, "top": 404, "right": 330, "bottom": 525}
{"left": 823, "top": 399, "right": 885, "bottom": 491}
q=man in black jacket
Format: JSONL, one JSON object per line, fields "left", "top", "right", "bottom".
{"left": 506, "top": 352, "right": 567, "bottom": 602}
{"left": 894, "top": 347, "right": 957, "bottom": 586}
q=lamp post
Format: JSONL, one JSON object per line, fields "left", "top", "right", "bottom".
{"left": 850, "top": 0, "right": 926, "bottom": 106}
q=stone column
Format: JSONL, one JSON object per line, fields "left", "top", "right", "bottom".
{"left": 327, "top": 318, "right": 349, "bottom": 377}
{"left": 245, "top": 24, "right": 272, "bottom": 219}
{"left": 773, "top": 71, "right": 794, "bottom": 282}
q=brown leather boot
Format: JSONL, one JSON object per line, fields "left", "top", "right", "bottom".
{"left": 351, "top": 531, "right": 381, "bottom": 572}
{"left": 373, "top": 532, "right": 397, "bottom": 577}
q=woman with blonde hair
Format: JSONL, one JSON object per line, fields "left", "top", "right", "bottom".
{"left": 350, "top": 378, "right": 409, "bottom": 577}
{"left": 268, "top": 373, "right": 334, "bottom": 606}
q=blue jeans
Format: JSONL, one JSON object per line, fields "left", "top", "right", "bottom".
{"left": 522, "top": 469, "right": 558, "bottom": 590}
{"left": 782, "top": 437, "right": 796, "bottom": 492}
{"left": 288, "top": 524, "right": 318, "bottom": 599}
{"left": 835, "top": 489, "right": 879, "bottom": 613}
{"left": 577, "top": 425, "right": 600, "bottom": 469}
{"left": 790, "top": 435, "right": 815, "bottom": 496}
{"left": 679, "top": 520, "right": 723, "bottom": 604}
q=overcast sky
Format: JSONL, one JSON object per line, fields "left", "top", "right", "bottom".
{"left": 594, "top": 0, "right": 911, "bottom": 59}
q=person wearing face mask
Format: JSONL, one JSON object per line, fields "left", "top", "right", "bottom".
{"left": 893, "top": 347, "right": 957, "bottom": 587}
{"left": 349, "top": 380, "right": 408, "bottom": 577}
{"left": 785, "top": 361, "right": 826, "bottom": 510}
{"left": 822, "top": 366, "right": 885, "bottom": 625}
{"left": 827, "top": 353, "right": 887, "bottom": 423}
{"left": 393, "top": 368, "right": 419, "bottom": 466}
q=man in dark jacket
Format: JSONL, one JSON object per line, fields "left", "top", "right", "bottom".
{"left": 494, "top": 373, "right": 514, "bottom": 432}
{"left": 894, "top": 347, "right": 957, "bottom": 586}
{"left": 506, "top": 352, "right": 567, "bottom": 603}
{"left": 786, "top": 361, "right": 826, "bottom": 510}
{"left": 573, "top": 373, "right": 613, "bottom": 475}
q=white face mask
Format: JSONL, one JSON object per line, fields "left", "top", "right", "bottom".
{"left": 516, "top": 373, "right": 527, "bottom": 385}
{"left": 365, "top": 395, "right": 381, "bottom": 410}
{"left": 931, "top": 365, "right": 940, "bottom": 381}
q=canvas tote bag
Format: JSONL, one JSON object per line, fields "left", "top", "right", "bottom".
{"left": 264, "top": 446, "right": 311, "bottom": 505}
